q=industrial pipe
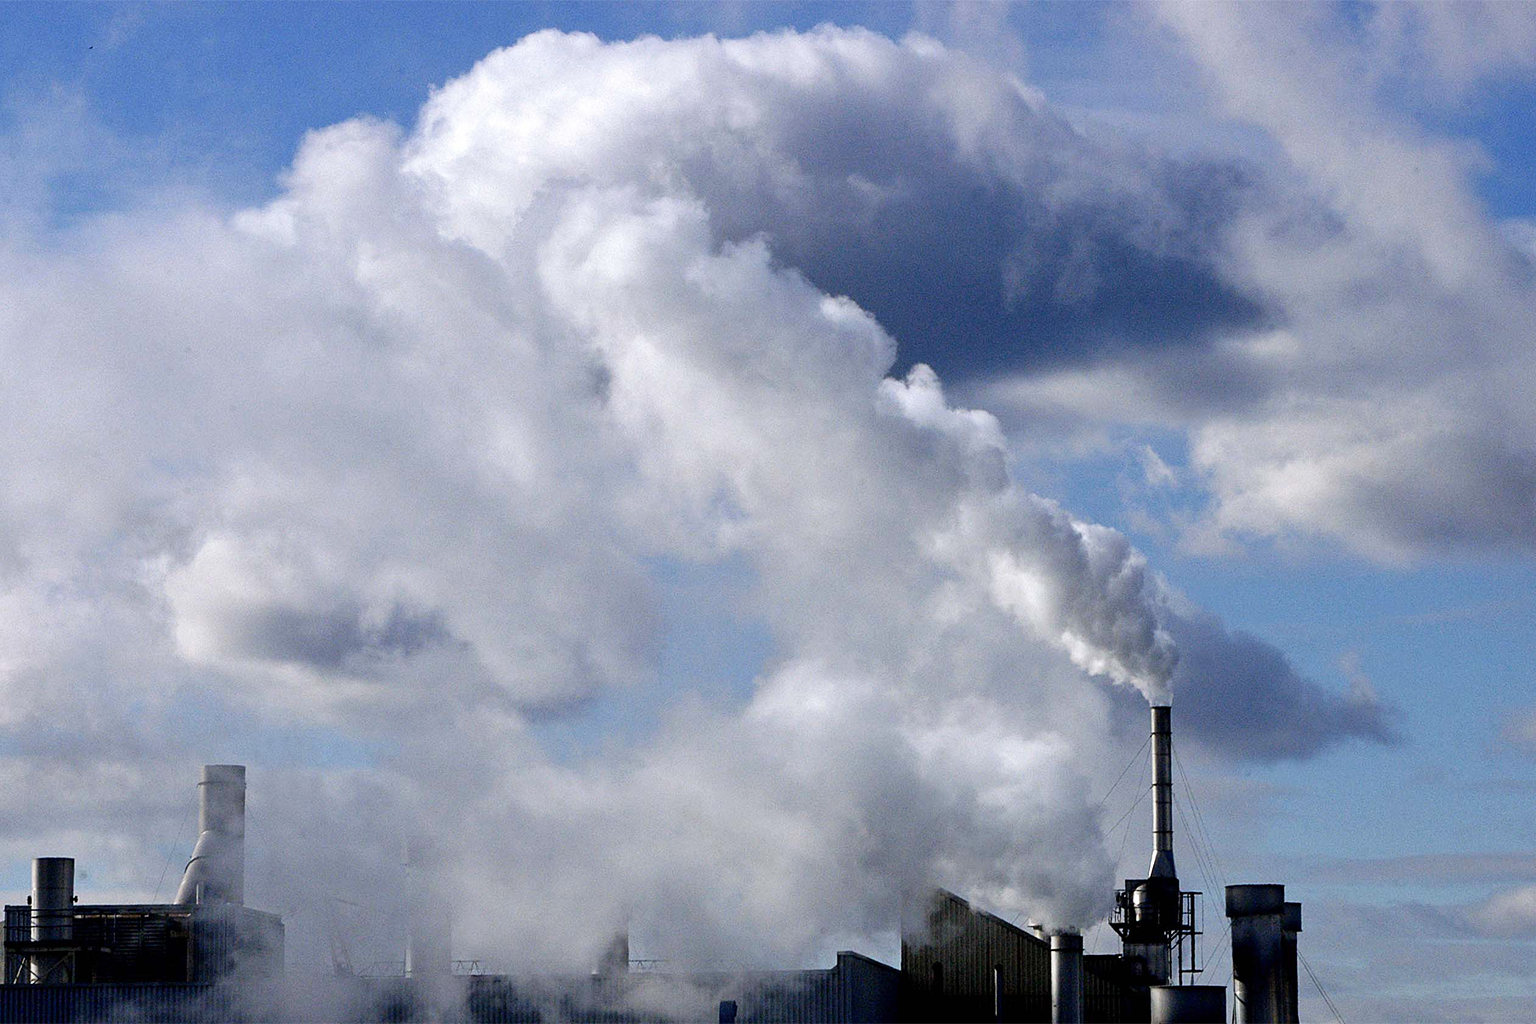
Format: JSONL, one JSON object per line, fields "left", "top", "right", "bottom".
{"left": 1149, "top": 705, "right": 1175, "bottom": 880}
{"left": 1050, "top": 931, "right": 1083, "bottom": 1024}
{"left": 174, "top": 765, "right": 246, "bottom": 905}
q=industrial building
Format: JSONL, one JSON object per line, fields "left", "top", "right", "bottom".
{"left": 0, "top": 708, "right": 1307, "bottom": 1022}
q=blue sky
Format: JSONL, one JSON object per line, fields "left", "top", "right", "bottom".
{"left": 3, "top": 3, "right": 1536, "bottom": 1018}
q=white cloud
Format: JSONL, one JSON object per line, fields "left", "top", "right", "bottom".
{"left": 975, "top": 1, "right": 1536, "bottom": 561}
{"left": 1458, "top": 884, "right": 1536, "bottom": 939}
{"left": 0, "top": 26, "right": 1391, "bottom": 967}
{"left": 1367, "top": 2, "right": 1536, "bottom": 97}
{"left": 1137, "top": 445, "right": 1178, "bottom": 489}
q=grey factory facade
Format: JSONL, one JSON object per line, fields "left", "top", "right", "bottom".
{"left": 0, "top": 709, "right": 1305, "bottom": 1022}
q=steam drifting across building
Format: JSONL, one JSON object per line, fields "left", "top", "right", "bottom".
{"left": 0, "top": 710, "right": 1306, "bottom": 1022}
{"left": 899, "top": 707, "right": 1303, "bottom": 1024}
{"left": 2, "top": 765, "right": 283, "bottom": 1019}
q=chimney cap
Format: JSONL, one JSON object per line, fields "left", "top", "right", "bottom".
{"left": 1049, "top": 931, "right": 1083, "bottom": 951}
{"left": 1225, "top": 884, "right": 1285, "bottom": 917}
{"left": 201, "top": 765, "right": 246, "bottom": 784}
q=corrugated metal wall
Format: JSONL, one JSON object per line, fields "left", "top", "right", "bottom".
{"left": 734, "top": 969, "right": 838, "bottom": 1022}
{"left": 900, "top": 888, "right": 1051, "bottom": 1023}
{"left": 5, "top": 906, "right": 29, "bottom": 984}
{"left": 3, "top": 903, "right": 284, "bottom": 988}
{"left": 0, "top": 942, "right": 899, "bottom": 1022}
{"left": 837, "top": 951, "right": 900, "bottom": 1023}
{"left": 190, "top": 905, "right": 285, "bottom": 982}
{"left": 0, "top": 982, "right": 258, "bottom": 1023}
{"left": 76, "top": 906, "right": 192, "bottom": 982}
{"left": 1083, "top": 953, "right": 1147, "bottom": 1023}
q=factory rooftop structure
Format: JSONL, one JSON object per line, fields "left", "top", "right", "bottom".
{"left": 0, "top": 708, "right": 1306, "bottom": 1022}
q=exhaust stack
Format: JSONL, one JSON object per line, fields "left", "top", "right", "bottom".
{"left": 1049, "top": 931, "right": 1083, "bottom": 1024}
{"left": 1150, "top": 705, "right": 1175, "bottom": 880}
{"left": 174, "top": 765, "right": 246, "bottom": 906}
{"left": 1227, "top": 884, "right": 1285, "bottom": 1024}
{"left": 28, "top": 857, "right": 75, "bottom": 983}
{"left": 1112, "top": 705, "right": 1188, "bottom": 986}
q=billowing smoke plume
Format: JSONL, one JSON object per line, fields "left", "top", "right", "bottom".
{"left": 0, "top": 27, "right": 1389, "bottom": 968}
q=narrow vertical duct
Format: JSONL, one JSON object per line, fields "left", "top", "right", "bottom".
{"left": 1149, "top": 705, "right": 1175, "bottom": 881}
{"left": 1227, "top": 884, "right": 1285, "bottom": 1024}
{"left": 1281, "top": 902, "right": 1301, "bottom": 1024}
{"left": 174, "top": 765, "right": 246, "bottom": 905}
{"left": 1050, "top": 931, "right": 1082, "bottom": 1024}
{"left": 404, "top": 837, "right": 451, "bottom": 978}
{"left": 28, "top": 858, "right": 74, "bottom": 984}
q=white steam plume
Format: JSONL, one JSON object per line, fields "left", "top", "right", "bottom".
{"left": 0, "top": 27, "right": 1387, "bottom": 969}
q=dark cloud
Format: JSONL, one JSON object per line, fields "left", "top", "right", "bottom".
{"left": 1161, "top": 607, "right": 1399, "bottom": 762}
{"left": 200, "top": 602, "right": 449, "bottom": 672}
{"left": 691, "top": 80, "right": 1272, "bottom": 381}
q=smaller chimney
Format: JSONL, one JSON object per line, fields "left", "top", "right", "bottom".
{"left": 1049, "top": 931, "right": 1083, "bottom": 1024}
{"left": 1149, "top": 705, "right": 1175, "bottom": 880}
{"left": 28, "top": 858, "right": 74, "bottom": 984}
{"left": 1227, "top": 884, "right": 1285, "bottom": 1024}
{"left": 174, "top": 765, "right": 246, "bottom": 906}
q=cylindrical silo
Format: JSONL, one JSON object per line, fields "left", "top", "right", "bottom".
{"left": 1227, "top": 884, "right": 1285, "bottom": 1024}
{"left": 1150, "top": 985, "right": 1226, "bottom": 1023}
{"left": 1050, "top": 931, "right": 1083, "bottom": 1024}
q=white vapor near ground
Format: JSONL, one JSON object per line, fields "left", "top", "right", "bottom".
{"left": 0, "top": 27, "right": 1391, "bottom": 969}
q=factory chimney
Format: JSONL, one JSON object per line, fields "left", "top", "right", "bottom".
{"left": 174, "top": 765, "right": 245, "bottom": 906}
{"left": 28, "top": 857, "right": 75, "bottom": 983}
{"left": 1112, "top": 705, "right": 1184, "bottom": 985}
{"left": 1150, "top": 705, "right": 1175, "bottom": 881}
{"left": 1049, "top": 931, "right": 1083, "bottom": 1024}
{"left": 1227, "top": 884, "right": 1285, "bottom": 1024}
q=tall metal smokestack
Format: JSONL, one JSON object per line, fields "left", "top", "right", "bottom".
{"left": 28, "top": 858, "right": 74, "bottom": 984}
{"left": 175, "top": 765, "right": 246, "bottom": 906}
{"left": 1113, "top": 704, "right": 1185, "bottom": 986}
{"left": 1150, "top": 705, "right": 1175, "bottom": 880}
